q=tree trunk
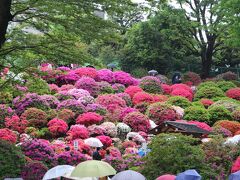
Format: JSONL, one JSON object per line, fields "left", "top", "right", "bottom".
{"left": 201, "top": 55, "right": 212, "bottom": 79}
{"left": 0, "top": 0, "right": 12, "bottom": 49}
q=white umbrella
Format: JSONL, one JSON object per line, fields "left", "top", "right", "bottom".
{"left": 84, "top": 137, "right": 103, "bottom": 147}
{"left": 112, "top": 170, "right": 145, "bottom": 180}
{"left": 225, "top": 135, "right": 240, "bottom": 145}
{"left": 42, "top": 165, "right": 74, "bottom": 180}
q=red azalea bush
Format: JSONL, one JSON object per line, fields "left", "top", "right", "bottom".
{"left": 21, "top": 161, "right": 48, "bottom": 180}
{"left": 67, "top": 125, "right": 89, "bottom": 140}
{"left": 20, "top": 108, "right": 48, "bottom": 128}
{"left": 152, "top": 94, "right": 168, "bottom": 103}
{"left": 183, "top": 72, "right": 201, "bottom": 85}
{"left": 161, "top": 84, "right": 171, "bottom": 94}
{"left": 57, "top": 150, "right": 89, "bottom": 166}
{"left": 226, "top": 88, "right": 240, "bottom": 100}
{"left": 146, "top": 102, "right": 179, "bottom": 125}
{"left": 200, "top": 99, "right": 214, "bottom": 108}
{"left": 214, "top": 120, "right": 240, "bottom": 134}
{"left": 171, "top": 88, "right": 193, "bottom": 101}
{"left": 47, "top": 118, "right": 68, "bottom": 137}
{"left": 57, "top": 108, "right": 75, "bottom": 123}
{"left": 96, "top": 135, "right": 112, "bottom": 147}
{"left": 75, "top": 76, "right": 99, "bottom": 96}
{"left": 123, "top": 112, "right": 150, "bottom": 133}
{"left": 231, "top": 157, "right": 240, "bottom": 173}
{"left": 74, "top": 67, "right": 98, "bottom": 79}
{"left": 124, "top": 86, "right": 143, "bottom": 98}
{"left": 5, "top": 115, "right": 28, "bottom": 133}
{"left": 188, "top": 121, "right": 212, "bottom": 132}
{"left": 76, "top": 112, "right": 103, "bottom": 126}
{"left": 0, "top": 128, "right": 17, "bottom": 143}
{"left": 132, "top": 92, "right": 153, "bottom": 105}
{"left": 171, "top": 83, "right": 193, "bottom": 93}
{"left": 96, "top": 94, "right": 126, "bottom": 110}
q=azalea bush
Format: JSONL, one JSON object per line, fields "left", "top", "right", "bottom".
{"left": 208, "top": 106, "right": 232, "bottom": 125}
{"left": 67, "top": 125, "right": 89, "bottom": 140}
{"left": 113, "top": 71, "right": 138, "bottom": 86}
{"left": 200, "top": 99, "right": 214, "bottom": 108}
{"left": 183, "top": 72, "right": 201, "bottom": 85}
{"left": 96, "top": 135, "right": 112, "bottom": 147}
{"left": 134, "top": 102, "right": 150, "bottom": 114}
{"left": 75, "top": 76, "right": 99, "bottom": 96}
{"left": 100, "top": 122, "right": 117, "bottom": 137}
{"left": 21, "top": 139, "right": 56, "bottom": 167}
{"left": 132, "top": 92, "right": 153, "bottom": 105}
{"left": 216, "top": 81, "right": 237, "bottom": 92}
{"left": 184, "top": 106, "right": 210, "bottom": 123}
{"left": 5, "top": 115, "right": 28, "bottom": 133}
{"left": 117, "top": 93, "right": 132, "bottom": 106}
{"left": 57, "top": 150, "right": 89, "bottom": 166}
{"left": 119, "top": 107, "right": 138, "bottom": 121}
{"left": 86, "top": 103, "right": 107, "bottom": 115}
{"left": 211, "top": 99, "right": 239, "bottom": 112}
{"left": 0, "top": 104, "right": 14, "bottom": 128}
{"left": 74, "top": 67, "right": 98, "bottom": 79}
{"left": 226, "top": 88, "right": 240, "bottom": 100}
{"left": 152, "top": 94, "right": 168, "bottom": 103}
{"left": 47, "top": 118, "right": 68, "bottom": 137}
{"left": 57, "top": 108, "right": 75, "bottom": 123}
{"left": 0, "top": 140, "right": 26, "bottom": 179}
{"left": 146, "top": 102, "right": 179, "bottom": 125}
{"left": 161, "top": 84, "right": 172, "bottom": 94}
{"left": 123, "top": 112, "right": 150, "bottom": 133}
{"left": 170, "top": 88, "right": 193, "bottom": 101}
{"left": 88, "top": 125, "right": 106, "bottom": 137}
{"left": 194, "top": 86, "right": 225, "bottom": 100}
{"left": 214, "top": 120, "right": 240, "bottom": 134}
{"left": 57, "top": 99, "right": 86, "bottom": 115}
{"left": 139, "top": 76, "right": 162, "bottom": 94}
{"left": 96, "top": 94, "right": 126, "bottom": 110}
{"left": 167, "top": 96, "right": 191, "bottom": 109}
{"left": 0, "top": 128, "right": 17, "bottom": 144}
{"left": 67, "top": 88, "right": 90, "bottom": 99}
{"left": 233, "top": 109, "right": 240, "bottom": 121}
{"left": 21, "top": 161, "right": 48, "bottom": 180}
{"left": 76, "top": 112, "right": 103, "bottom": 126}
{"left": 124, "top": 86, "right": 143, "bottom": 99}
{"left": 171, "top": 84, "right": 193, "bottom": 94}
{"left": 98, "top": 81, "right": 114, "bottom": 94}
{"left": 112, "top": 83, "right": 125, "bottom": 93}
{"left": 97, "top": 69, "right": 114, "bottom": 83}
{"left": 20, "top": 108, "right": 48, "bottom": 128}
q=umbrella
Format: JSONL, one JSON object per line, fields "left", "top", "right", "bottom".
{"left": 70, "top": 160, "right": 116, "bottom": 178}
{"left": 107, "top": 63, "right": 116, "bottom": 69}
{"left": 225, "top": 135, "right": 240, "bottom": 145}
{"left": 156, "top": 174, "right": 176, "bottom": 180}
{"left": 84, "top": 137, "right": 103, "bottom": 147}
{"left": 148, "top": 70, "right": 158, "bottom": 76}
{"left": 176, "top": 169, "right": 201, "bottom": 180}
{"left": 42, "top": 165, "right": 74, "bottom": 180}
{"left": 112, "top": 170, "right": 145, "bottom": 180}
{"left": 229, "top": 170, "right": 240, "bottom": 180}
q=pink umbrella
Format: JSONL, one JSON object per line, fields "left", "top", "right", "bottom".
{"left": 156, "top": 174, "right": 176, "bottom": 180}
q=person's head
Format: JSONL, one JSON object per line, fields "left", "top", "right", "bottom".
{"left": 65, "top": 146, "right": 70, "bottom": 151}
{"left": 106, "top": 149, "right": 110, "bottom": 155}
{"left": 128, "top": 137, "right": 133, "bottom": 141}
{"left": 97, "top": 147, "right": 101, "bottom": 151}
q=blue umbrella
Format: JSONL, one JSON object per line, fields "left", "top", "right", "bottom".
{"left": 176, "top": 169, "right": 201, "bottom": 180}
{"left": 229, "top": 170, "right": 240, "bottom": 180}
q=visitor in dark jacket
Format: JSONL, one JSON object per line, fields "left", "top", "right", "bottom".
{"left": 92, "top": 147, "right": 102, "bottom": 160}
{"left": 172, "top": 72, "right": 182, "bottom": 84}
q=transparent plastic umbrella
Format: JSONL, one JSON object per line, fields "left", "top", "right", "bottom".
{"left": 42, "top": 165, "right": 74, "bottom": 180}
{"left": 176, "top": 169, "right": 201, "bottom": 180}
{"left": 112, "top": 170, "right": 145, "bottom": 180}
{"left": 84, "top": 137, "right": 103, "bottom": 147}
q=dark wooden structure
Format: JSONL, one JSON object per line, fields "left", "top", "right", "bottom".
{"left": 149, "top": 121, "right": 210, "bottom": 138}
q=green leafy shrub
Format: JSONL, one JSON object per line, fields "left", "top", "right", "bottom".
{"left": 141, "top": 133, "right": 208, "bottom": 180}
{"left": 0, "top": 92, "right": 13, "bottom": 104}
{"left": 210, "top": 100, "right": 239, "bottom": 112}
{"left": 131, "top": 67, "right": 148, "bottom": 78}
{"left": 0, "top": 140, "right": 26, "bottom": 179}
{"left": 216, "top": 81, "right": 237, "bottom": 92}
{"left": 26, "top": 77, "right": 50, "bottom": 95}
{"left": 184, "top": 106, "right": 211, "bottom": 122}
{"left": 194, "top": 86, "right": 225, "bottom": 101}
{"left": 167, "top": 96, "right": 191, "bottom": 109}
{"left": 197, "top": 81, "right": 218, "bottom": 90}
{"left": 208, "top": 106, "right": 232, "bottom": 125}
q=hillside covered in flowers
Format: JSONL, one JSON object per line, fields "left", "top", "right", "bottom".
{"left": 0, "top": 66, "right": 240, "bottom": 179}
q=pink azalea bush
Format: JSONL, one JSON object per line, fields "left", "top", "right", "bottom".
{"left": 123, "top": 112, "right": 150, "bottom": 133}
{"left": 100, "top": 122, "right": 117, "bottom": 137}
{"left": 188, "top": 121, "right": 212, "bottom": 132}
{"left": 119, "top": 107, "right": 138, "bottom": 121}
{"left": 161, "top": 84, "right": 171, "bottom": 94}
{"left": 96, "top": 94, "right": 126, "bottom": 110}
{"left": 76, "top": 112, "right": 103, "bottom": 126}
{"left": 57, "top": 150, "right": 89, "bottom": 166}
{"left": 171, "top": 84, "right": 193, "bottom": 94}
{"left": 75, "top": 76, "right": 99, "bottom": 96}
{"left": 170, "top": 88, "right": 193, "bottom": 101}
{"left": 200, "top": 99, "right": 214, "bottom": 108}
{"left": 67, "top": 88, "right": 90, "bottom": 99}
{"left": 0, "top": 104, "right": 14, "bottom": 128}
{"left": 117, "top": 93, "right": 132, "bottom": 106}
{"left": 97, "top": 69, "right": 114, "bottom": 83}
{"left": 226, "top": 88, "right": 240, "bottom": 100}
{"left": 57, "top": 99, "right": 86, "bottom": 115}
{"left": 0, "top": 128, "right": 17, "bottom": 143}
{"left": 5, "top": 115, "right": 28, "bottom": 133}
{"left": 47, "top": 118, "right": 68, "bottom": 137}
{"left": 112, "top": 83, "right": 125, "bottom": 93}
{"left": 56, "top": 72, "right": 80, "bottom": 86}
{"left": 88, "top": 125, "right": 106, "bottom": 137}
{"left": 96, "top": 135, "right": 112, "bottom": 147}
{"left": 67, "top": 125, "right": 89, "bottom": 140}
{"left": 113, "top": 71, "right": 138, "bottom": 86}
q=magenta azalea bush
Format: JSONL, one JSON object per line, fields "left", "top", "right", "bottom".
{"left": 21, "top": 161, "right": 48, "bottom": 180}
{"left": 76, "top": 112, "right": 103, "bottom": 126}
{"left": 75, "top": 76, "right": 99, "bottom": 96}
{"left": 96, "top": 135, "right": 112, "bottom": 147}
{"left": 97, "top": 69, "right": 114, "bottom": 83}
{"left": 47, "top": 118, "right": 68, "bottom": 137}
{"left": 57, "top": 150, "right": 89, "bottom": 166}
{"left": 113, "top": 71, "right": 138, "bottom": 86}
{"left": 67, "top": 125, "right": 89, "bottom": 140}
